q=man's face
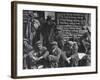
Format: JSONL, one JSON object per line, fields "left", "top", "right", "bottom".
{"left": 57, "top": 30, "right": 62, "bottom": 35}
{"left": 82, "top": 26, "right": 88, "bottom": 32}
{"left": 68, "top": 43, "right": 73, "bottom": 50}
{"left": 37, "top": 44, "right": 42, "bottom": 50}
{"left": 72, "top": 43, "right": 78, "bottom": 53}
{"left": 33, "top": 19, "right": 40, "bottom": 30}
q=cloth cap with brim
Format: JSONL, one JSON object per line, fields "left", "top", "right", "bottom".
{"left": 51, "top": 41, "right": 58, "bottom": 45}
{"left": 46, "top": 15, "right": 52, "bottom": 20}
{"left": 23, "top": 38, "right": 28, "bottom": 42}
{"left": 35, "top": 41, "right": 42, "bottom": 45}
{"left": 56, "top": 28, "right": 62, "bottom": 31}
{"left": 68, "top": 41, "right": 74, "bottom": 46}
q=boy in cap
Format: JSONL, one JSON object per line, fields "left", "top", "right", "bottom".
{"left": 48, "top": 41, "right": 62, "bottom": 68}
{"left": 28, "top": 41, "right": 49, "bottom": 69}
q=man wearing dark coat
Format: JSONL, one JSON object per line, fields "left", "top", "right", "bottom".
{"left": 54, "top": 28, "right": 64, "bottom": 50}
{"left": 40, "top": 16, "right": 56, "bottom": 49}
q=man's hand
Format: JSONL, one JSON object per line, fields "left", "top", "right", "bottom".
{"left": 66, "top": 57, "right": 71, "bottom": 63}
{"left": 38, "top": 56, "right": 43, "bottom": 60}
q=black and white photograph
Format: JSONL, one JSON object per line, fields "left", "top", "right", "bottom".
{"left": 23, "top": 10, "right": 91, "bottom": 69}
{"left": 11, "top": 1, "right": 97, "bottom": 78}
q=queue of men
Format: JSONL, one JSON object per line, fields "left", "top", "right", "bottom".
{"left": 23, "top": 11, "right": 91, "bottom": 69}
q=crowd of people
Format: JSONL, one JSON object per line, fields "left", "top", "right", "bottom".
{"left": 23, "top": 11, "right": 91, "bottom": 69}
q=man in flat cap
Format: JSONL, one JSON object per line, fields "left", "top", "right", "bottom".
{"left": 27, "top": 41, "right": 49, "bottom": 69}
{"left": 48, "top": 41, "right": 62, "bottom": 68}
{"left": 61, "top": 41, "right": 79, "bottom": 67}
{"left": 60, "top": 41, "right": 73, "bottom": 67}
{"left": 23, "top": 38, "right": 33, "bottom": 69}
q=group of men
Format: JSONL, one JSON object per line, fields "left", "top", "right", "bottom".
{"left": 23, "top": 11, "right": 91, "bottom": 69}
{"left": 24, "top": 40, "right": 79, "bottom": 69}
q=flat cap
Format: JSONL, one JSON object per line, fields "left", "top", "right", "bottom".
{"left": 50, "top": 41, "right": 57, "bottom": 45}
{"left": 35, "top": 41, "right": 42, "bottom": 45}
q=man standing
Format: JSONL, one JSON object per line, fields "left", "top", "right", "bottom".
{"left": 54, "top": 28, "right": 64, "bottom": 50}
{"left": 40, "top": 15, "right": 56, "bottom": 48}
